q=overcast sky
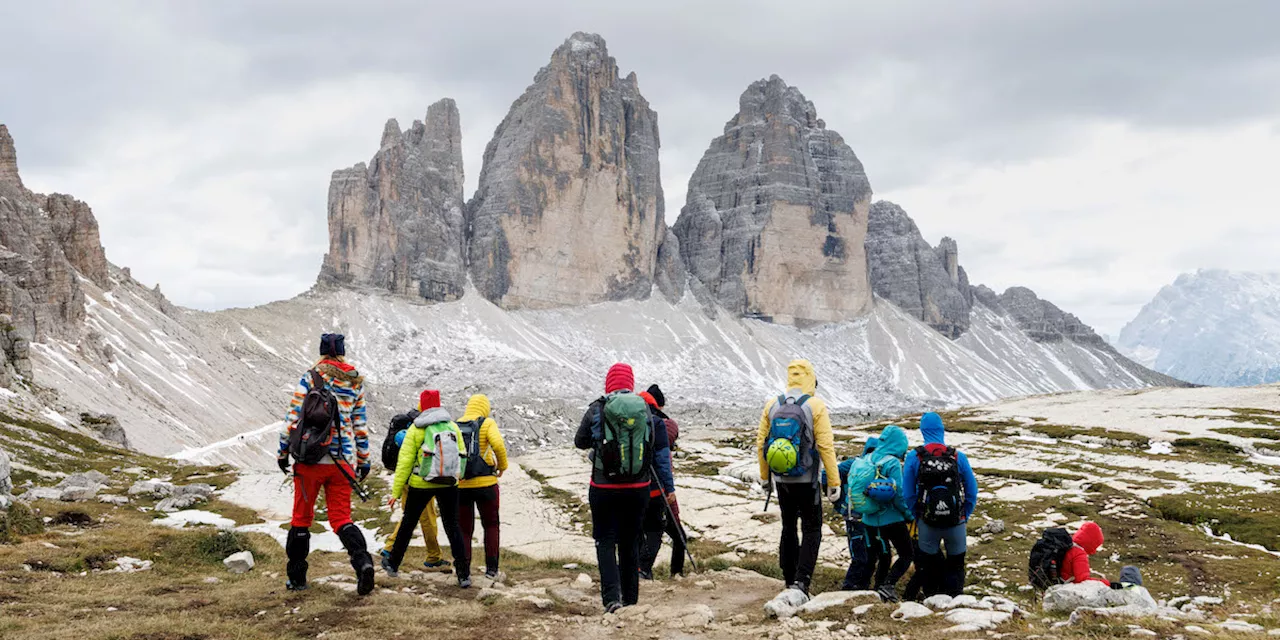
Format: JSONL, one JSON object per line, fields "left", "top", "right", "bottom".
{"left": 3, "top": 1, "right": 1279, "bottom": 337}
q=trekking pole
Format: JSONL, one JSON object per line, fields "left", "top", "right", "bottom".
{"left": 330, "top": 453, "right": 372, "bottom": 503}
{"left": 763, "top": 477, "right": 774, "bottom": 512}
{"left": 650, "top": 463, "right": 698, "bottom": 573}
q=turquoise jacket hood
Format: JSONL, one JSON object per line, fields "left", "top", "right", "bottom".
{"left": 875, "top": 425, "right": 908, "bottom": 460}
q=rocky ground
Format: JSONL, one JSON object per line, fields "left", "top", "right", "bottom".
{"left": 3, "top": 384, "right": 1280, "bottom": 638}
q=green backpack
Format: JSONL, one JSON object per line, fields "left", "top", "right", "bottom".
{"left": 593, "top": 392, "right": 653, "bottom": 482}
{"left": 416, "top": 421, "right": 466, "bottom": 485}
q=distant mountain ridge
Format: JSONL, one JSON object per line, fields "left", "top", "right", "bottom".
{"left": 1119, "top": 269, "right": 1280, "bottom": 386}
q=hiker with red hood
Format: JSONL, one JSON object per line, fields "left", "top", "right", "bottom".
{"left": 637, "top": 384, "right": 686, "bottom": 579}
{"left": 575, "top": 364, "right": 674, "bottom": 613}
{"left": 1061, "top": 521, "right": 1144, "bottom": 588}
{"left": 276, "top": 333, "right": 375, "bottom": 595}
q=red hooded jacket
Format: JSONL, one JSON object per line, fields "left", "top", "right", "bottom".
{"left": 1060, "top": 521, "right": 1110, "bottom": 585}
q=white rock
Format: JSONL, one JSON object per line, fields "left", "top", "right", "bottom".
{"left": 22, "top": 487, "right": 63, "bottom": 501}
{"left": 173, "top": 483, "right": 215, "bottom": 499}
{"left": 97, "top": 494, "right": 128, "bottom": 506}
{"left": 891, "top": 602, "right": 934, "bottom": 621}
{"left": 203, "top": 577, "right": 220, "bottom": 584}
{"left": 945, "top": 594, "right": 981, "bottom": 609}
{"left": 57, "top": 471, "right": 107, "bottom": 489}
{"left": 223, "top": 551, "right": 255, "bottom": 574}
{"left": 573, "top": 573, "right": 593, "bottom": 588}
{"left": 561, "top": 563, "right": 578, "bottom": 570}
{"left": 1130, "top": 629, "right": 1157, "bottom": 637}
{"left": 518, "top": 595, "right": 554, "bottom": 610}
{"left": 923, "top": 594, "right": 954, "bottom": 610}
{"left": 1218, "top": 620, "right": 1265, "bottom": 633}
{"left": 1044, "top": 582, "right": 1158, "bottom": 613}
{"left": 1169, "top": 596, "right": 1192, "bottom": 608}
{"left": 59, "top": 485, "right": 99, "bottom": 502}
{"left": 944, "top": 608, "right": 1011, "bottom": 629}
{"left": 1184, "top": 625, "right": 1211, "bottom": 635}
{"left": 797, "top": 590, "right": 880, "bottom": 615}
{"left": 852, "top": 604, "right": 875, "bottom": 617}
{"left": 945, "top": 624, "right": 984, "bottom": 634}
{"left": 1192, "top": 596, "right": 1224, "bottom": 606}
{"left": 111, "top": 557, "right": 153, "bottom": 573}
{"left": 128, "top": 480, "right": 174, "bottom": 498}
{"left": 156, "top": 494, "right": 207, "bottom": 513}
{"left": 765, "top": 589, "right": 810, "bottom": 619}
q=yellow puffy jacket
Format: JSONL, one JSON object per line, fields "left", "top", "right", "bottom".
{"left": 756, "top": 359, "right": 840, "bottom": 489}
{"left": 457, "top": 394, "right": 508, "bottom": 489}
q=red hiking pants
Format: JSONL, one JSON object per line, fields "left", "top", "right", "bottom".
{"left": 292, "top": 463, "right": 353, "bottom": 529}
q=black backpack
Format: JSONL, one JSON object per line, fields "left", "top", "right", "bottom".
{"left": 914, "top": 444, "right": 965, "bottom": 527}
{"left": 381, "top": 411, "right": 419, "bottom": 471}
{"left": 1029, "top": 527, "right": 1075, "bottom": 589}
{"left": 458, "top": 419, "right": 497, "bottom": 479}
{"left": 288, "top": 370, "right": 339, "bottom": 465}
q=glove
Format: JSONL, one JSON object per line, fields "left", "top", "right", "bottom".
{"left": 277, "top": 457, "right": 290, "bottom": 475}
{"left": 1109, "top": 581, "right": 1124, "bottom": 590}
{"left": 357, "top": 464, "right": 370, "bottom": 481}
{"left": 759, "top": 477, "right": 771, "bottom": 491}
{"left": 826, "top": 484, "right": 841, "bottom": 503}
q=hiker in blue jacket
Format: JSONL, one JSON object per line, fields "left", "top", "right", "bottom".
{"left": 902, "top": 412, "right": 979, "bottom": 597}
{"left": 837, "top": 436, "right": 878, "bottom": 591}
{"left": 862, "top": 426, "right": 913, "bottom": 602}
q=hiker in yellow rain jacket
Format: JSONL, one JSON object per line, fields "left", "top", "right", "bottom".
{"left": 383, "top": 393, "right": 472, "bottom": 587}
{"left": 755, "top": 359, "right": 841, "bottom": 596}
{"left": 456, "top": 394, "right": 508, "bottom": 580}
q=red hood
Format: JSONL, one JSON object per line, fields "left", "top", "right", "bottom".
{"left": 319, "top": 358, "right": 355, "bottom": 373}
{"left": 1074, "top": 521, "right": 1104, "bottom": 555}
{"left": 638, "top": 391, "right": 658, "bottom": 408}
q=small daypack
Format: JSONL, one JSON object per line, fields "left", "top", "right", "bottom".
{"left": 914, "top": 444, "right": 965, "bottom": 527}
{"left": 593, "top": 392, "right": 653, "bottom": 483}
{"left": 416, "top": 421, "right": 466, "bottom": 485}
{"left": 846, "top": 456, "right": 898, "bottom": 516}
{"left": 381, "top": 411, "right": 419, "bottom": 471}
{"left": 1028, "top": 527, "right": 1076, "bottom": 590}
{"left": 289, "top": 370, "right": 339, "bottom": 465}
{"left": 765, "top": 394, "right": 815, "bottom": 482}
{"left": 457, "top": 418, "right": 496, "bottom": 480}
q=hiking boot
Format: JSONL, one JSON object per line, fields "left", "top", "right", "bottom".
{"left": 285, "top": 580, "right": 309, "bottom": 592}
{"left": 381, "top": 555, "right": 400, "bottom": 578}
{"left": 458, "top": 576, "right": 472, "bottom": 589}
{"left": 423, "top": 559, "right": 453, "bottom": 573}
{"left": 605, "top": 601, "right": 623, "bottom": 615}
{"left": 876, "top": 585, "right": 900, "bottom": 603}
{"left": 638, "top": 569, "right": 654, "bottom": 581}
{"left": 356, "top": 563, "right": 375, "bottom": 596}
{"left": 285, "top": 527, "right": 310, "bottom": 590}
{"left": 788, "top": 581, "right": 810, "bottom": 597}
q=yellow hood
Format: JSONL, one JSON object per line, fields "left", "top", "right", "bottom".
{"left": 460, "top": 394, "right": 491, "bottom": 422}
{"left": 786, "top": 359, "right": 817, "bottom": 396}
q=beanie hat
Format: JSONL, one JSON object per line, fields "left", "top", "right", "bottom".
{"left": 319, "top": 333, "right": 345, "bottom": 357}
{"left": 604, "top": 363, "right": 634, "bottom": 395}
{"left": 645, "top": 384, "right": 665, "bottom": 408}
{"left": 418, "top": 389, "right": 441, "bottom": 411}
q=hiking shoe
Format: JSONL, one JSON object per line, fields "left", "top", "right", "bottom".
{"left": 876, "top": 585, "right": 900, "bottom": 603}
{"left": 605, "top": 601, "right": 623, "bottom": 615}
{"left": 356, "top": 564, "right": 376, "bottom": 596}
{"left": 423, "top": 559, "right": 453, "bottom": 573}
{"left": 788, "top": 581, "right": 810, "bottom": 597}
{"left": 638, "top": 569, "right": 654, "bottom": 581}
{"left": 380, "top": 555, "right": 400, "bottom": 579}
{"left": 457, "top": 576, "right": 472, "bottom": 589}
{"left": 285, "top": 580, "right": 308, "bottom": 592}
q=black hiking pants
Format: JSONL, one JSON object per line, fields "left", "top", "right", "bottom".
{"left": 776, "top": 481, "right": 823, "bottom": 589}
{"left": 589, "top": 485, "right": 649, "bottom": 607}
{"left": 640, "top": 493, "right": 686, "bottom": 577}
{"left": 869, "top": 521, "right": 914, "bottom": 592}
{"left": 390, "top": 487, "right": 469, "bottom": 579}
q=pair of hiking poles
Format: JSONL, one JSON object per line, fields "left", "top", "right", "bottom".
{"left": 649, "top": 462, "right": 699, "bottom": 572}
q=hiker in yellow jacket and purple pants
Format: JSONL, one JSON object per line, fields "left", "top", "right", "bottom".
{"left": 455, "top": 394, "right": 508, "bottom": 580}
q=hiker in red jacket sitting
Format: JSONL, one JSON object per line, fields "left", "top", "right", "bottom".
{"left": 1061, "top": 521, "right": 1143, "bottom": 588}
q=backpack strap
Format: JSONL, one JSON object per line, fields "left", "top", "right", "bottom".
{"left": 795, "top": 394, "right": 811, "bottom": 406}
{"left": 308, "top": 369, "right": 327, "bottom": 391}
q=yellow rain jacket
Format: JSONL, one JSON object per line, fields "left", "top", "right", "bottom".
{"left": 457, "top": 394, "right": 508, "bottom": 490}
{"left": 756, "top": 359, "right": 840, "bottom": 489}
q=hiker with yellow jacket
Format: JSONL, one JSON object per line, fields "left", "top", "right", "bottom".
{"left": 455, "top": 394, "right": 509, "bottom": 580}
{"left": 384, "top": 394, "right": 472, "bottom": 588}
{"left": 756, "top": 359, "right": 841, "bottom": 597}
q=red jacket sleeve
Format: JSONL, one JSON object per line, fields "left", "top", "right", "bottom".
{"left": 1062, "top": 547, "right": 1110, "bottom": 584}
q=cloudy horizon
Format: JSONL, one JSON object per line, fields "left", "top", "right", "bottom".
{"left": 3, "top": 1, "right": 1279, "bottom": 337}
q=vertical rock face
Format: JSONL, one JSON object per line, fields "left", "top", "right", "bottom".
{"left": 467, "top": 33, "right": 665, "bottom": 309}
{"left": 864, "top": 201, "right": 972, "bottom": 338}
{"left": 672, "top": 76, "right": 873, "bottom": 326}
{"left": 0, "top": 125, "right": 110, "bottom": 349}
{"left": 986, "top": 286, "right": 1106, "bottom": 346}
{"left": 319, "top": 99, "right": 467, "bottom": 302}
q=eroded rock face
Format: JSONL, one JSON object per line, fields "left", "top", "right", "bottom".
{"left": 467, "top": 33, "right": 665, "bottom": 309}
{"left": 865, "top": 200, "right": 972, "bottom": 338}
{"left": 319, "top": 99, "right": 467, "bottom": 302}
{"left": 0, "top": 125, "right": 110, "bottom": 346}
{"left": 991, "top": 286, "right": 1106, "bottom": 346}
{"left": 673, "top": 76, "right": 873, "bottom": 326}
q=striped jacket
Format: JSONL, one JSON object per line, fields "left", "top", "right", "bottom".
{"left": 277, "top": 359, "right": 369, "bottom": 467}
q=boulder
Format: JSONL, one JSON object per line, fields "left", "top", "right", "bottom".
{"left": 923, "top": 594, "right": 954, "bottom": 609}
{"left": 173, "top": 484, "right": 215, "bottom": 500}
{"left": 223, "top": 551, "right": 255, "bottom": 574}
{"left": 943, "top": 608, "right": 1012, "bottom": 629}
{"left": 864, "top": 201, "right": 973, "bottom": 337}
{"left": 128, "top": 480, "right": 174, "bottom": 498}
{"left": 1218, "top": 620, "right": 1265, "bottom": 634}
{"left": 648, "top": 604, "right": 716, "bottom": 629}
{"left": 0, "top": 448, "right": 12, "bottom": 498}
{"left": 57, "top": 471, "right": 107, "bottom": 489}
{"left": 765, "top": 588, "right": 811, "bottom": 619}
{"left": 97, "top": 494, "right": 129, "bottom": 506}
{"left": 1044, "top": 582, "right": 1158, "bottom": 613}
{"left": 111, "top": 556, "right": 153, "bottom": 573}
{"left": 468, "top": 33, "right": 665, "bottom": 310}
{"left": 673, "top": 75, "right": 874, "bottom": 326}
{"left": 891, "top": 602, "right": 934, "bottom": 621}
{"left": 977, "top": 519, "right": 1006, "bottom": 535}
{"left": 21, "top": 487, "right": 63, "bottom": 501}
{"left": 797, "top": 590, "right": 881, "bottom": 615}
{"left": 59, "top": 485, "right": 99, "bottom": 502}
{"left": 156, "top": 494, "right": 207, "bottom": 513}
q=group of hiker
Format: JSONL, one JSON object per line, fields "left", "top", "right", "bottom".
{"left": 275, "top": 335, "right": 1140, "bottom": 609}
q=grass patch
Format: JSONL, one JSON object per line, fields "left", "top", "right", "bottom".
{"left": 1150, "top": 485, "right": 1280, "bottom": 552}
{"left": 1212, "top": 426, "right": 1280, "bottom": 441}
{"left": 0, "top": 502, "right": 45, "bottom": 543}
{"left": 1173, "top": 437, "right": 1242, "bottom": 456}
{"left": 1026, "top": 424, "right": 1150, "bottom": 447}
{"left": 974, "top": 468, "right": 1084, "bottom": 486}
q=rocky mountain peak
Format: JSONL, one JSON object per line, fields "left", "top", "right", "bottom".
{"left": 673, "top": 76, "right": 873, "bottom": 326}
{"left": 319, "top": 99, "right": 467, "bottom": 301}
{"left": 865, "top": 200, "right": 972, "bottom": 338}
{"left": 0, "top": 125, "right": 20, "bottom": 191}
{"left": 467, "top": 32, "right": 667, "bottom": 309}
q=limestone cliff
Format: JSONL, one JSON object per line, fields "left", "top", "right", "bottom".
{"left": 980, "top": 285, "right": 1107, "bottom": 347}
{"left": 865, "top": 200, "right": 972, "bottom": 338}
{"left": 672, "top": 76, "right": 873, "bottom": 326}
{"left": 0, "top": 125, "right": 110, "bottom": 354}
{"left": 319, "top": 99, "right": 467, "bottom": 302}
{"left": 466, "top": 33, "right": 666, "bottom": 309}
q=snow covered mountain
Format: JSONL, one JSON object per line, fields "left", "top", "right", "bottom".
{"left": 1119, "top": 269, "right": 1280, "bottom": 386}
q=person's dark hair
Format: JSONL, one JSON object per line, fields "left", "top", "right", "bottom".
{"left": 645, "top": 384, "right": 666, "bottom": 408}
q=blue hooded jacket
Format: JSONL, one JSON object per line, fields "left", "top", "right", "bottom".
{"left": 862, "top": 426, "right": 911, "bottom": 527}
{"left": 836, "top": 436, "right": 879, "bottom": 516}
{"left": 902, "top": 412, "right": 979, "bottom": 522}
